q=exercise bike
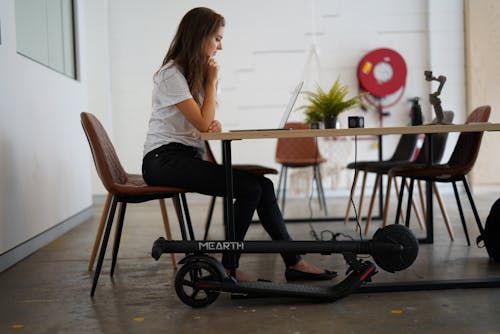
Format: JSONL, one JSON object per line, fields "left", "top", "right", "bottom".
{"left": 151, "top": 223, "right": 418, "bottom": 308}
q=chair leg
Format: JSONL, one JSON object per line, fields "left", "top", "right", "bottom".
{"left": 281, "top": 166, "right": 288, "bottom": 215}
{"left": 276, "top": 165, "right": 285, "bottom": 202}
{"left": 357, "top": 171, "right": 368, "bottom": 223}
{"left": 172, "top": 195, "right": 188, "bottom": 241}
{"left": 393, "top": 177, "right": 407, "bottom": 224}
{"left": 394, "top": 177, "right": 406, "bottom": 225}
{"left": 417, "top": 180, "right": 427, "bottom": 221}
{"left": 181, "top": 193, "right": 195, "bottom": 240}
{"left": 159, "top": 199, "right": 177, "bottom": 270}
{"left": 344, "top": 169, "right": 360, "bottom": 225}
{"left": 364, "top": 173, "right": 381, "bottom": 235}
{"left": 452, "top": 180, "right": 471, "bottom": 245}
{"left": 382, "top": 175, "right": 393, "bottom": 227}
{"left": 405, "top": 179, "right": 425, "bottom": 231}
{"left": 462, "top": 176, "right": 486, "bottom": 238}
{"left": 433, "top": 183, "right": 454, "bottom": 241}
{"left": 88, "top": 192, "right": 112, "bottom": 272}
{"left": 91, "top": 196, "right": 118, "bottom": 297}
{"left": 452, "top": 181, "right": 471, "bottom": 246}
{"left": 404, "top": 178, "right": 415, "bottom": 227}
{"left": 203, "top": 196, "right": 217, "bottom": 240}
{"left": 110, "top": 202, "right": 127, "bottom": 277}
{"left": 314, "top": 165, "right": 328, "bottom": 215}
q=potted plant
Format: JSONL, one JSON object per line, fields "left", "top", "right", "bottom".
{"left": 301, "top": 77, "right": 364, "bottom": 128}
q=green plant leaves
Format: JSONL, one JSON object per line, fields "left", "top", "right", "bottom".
{"left": 300, "top": 77, "right": 364, "bottom": 124}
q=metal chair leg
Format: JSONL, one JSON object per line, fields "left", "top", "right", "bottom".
{"left": 357, "top": 171, "right": 368, "bottom": 223}
{"left": 172, "top": 195, "right": 188, "bottom": 241}
{"left": 276, "top": 165, "right": 285, "bottom": 202}
{"left": 314, "top": 165, "right": 328, "bottom": 215}
{"left": 110, "top": 202, "right": 127, "bottom": 277}
{"left": 452, "top": 181, "right": 471, "bottom": 246}
{"left": 203, "top": 196, "right": 217, "bottom": 240}
{"left": 404, "top": 178, "right": 416, "bottom": 227}
{"left": 344, "top": 169, "right": 360, "bottom": 225}
{"left": 181, "top": 193, "right": 195, "bottom": 240}
{"left": 281, "top": 166, "right": 288, "bottom": 215}
{"left": 159, "top": 199, "right": 177, "bottom": 269}
{"left": 405, "top": 179, "right": 425, "bottom": 231}
{"left": 382, "top": 175, "right": 393, "bottom": 227}
{"left": 395, "top": 177, "right": 406, "bottom": 225}
{"left": 462, "top": 176, "right": 486, "bottom": 237}
{"left": 88, "top": 193, "right": 112, "bottom": 272}
{"left": 91, "top": 196, "right": 118, "bottom": 297}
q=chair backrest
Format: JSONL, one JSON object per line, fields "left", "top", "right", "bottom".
{"left": 389, "top": 133, "right": 419, "bottom": 162}
{"left": 275, "top": 122, "right": 323, "bottom": 164}
{"left": 414, "top": 111, "right": 455, "bottom": 164}
{"left": 80, "top": 112, "right": 128, "bottom": 192}
{"left": 447, "top": 105, "right": 491, "bottom": 172}
{"left": 390, "top": 111, "right": 455, "bottom": 163}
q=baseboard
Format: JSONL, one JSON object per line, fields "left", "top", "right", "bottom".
{"left": 0, "top": 207, "right": 93, "bottom": 273}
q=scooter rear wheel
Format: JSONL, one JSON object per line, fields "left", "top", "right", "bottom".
{"left": 372, "top": 224, "right": 419, "bottom": 272}
{"left": 175, "top": 260, "right": 222, "bottom": 308}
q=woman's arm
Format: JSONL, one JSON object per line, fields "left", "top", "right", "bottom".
{"left": 176, "top": 59, "right": 219, "bottom": 132}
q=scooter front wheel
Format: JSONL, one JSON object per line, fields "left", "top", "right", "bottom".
{"left": 175, "top": 260, "right": 222, "bottom": 308}
{"left": 372, "top": 224, "right": 419, "bottom": 272}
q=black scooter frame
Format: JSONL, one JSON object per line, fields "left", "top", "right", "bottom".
{"left": 152, "top": 224, "right": 418, "bottom": 307}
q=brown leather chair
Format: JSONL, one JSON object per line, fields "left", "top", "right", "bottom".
{"left": 389, "top": 105, "right": 491, "bottom": 245}
{"left": 81, "top": 112, "right": 193, "bottom": 296}
{"left": 275, "top": 122, "right": 327, "bottom": 215}
{"left": 362, "top": 111, "right": 456, "bottom": 237}
{"left": 202, "top": 141, "right": 278, "bottom": 239}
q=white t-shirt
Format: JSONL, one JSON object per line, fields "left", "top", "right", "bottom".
{"left": 143, "top": 61, "right": 205, "bottom": 157}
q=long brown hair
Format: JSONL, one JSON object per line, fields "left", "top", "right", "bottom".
{"left": 158, "top": 7, "right": 225, "bottom": 105}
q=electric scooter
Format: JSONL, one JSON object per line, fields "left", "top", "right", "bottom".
{"left": 151, "top": 223, "right": 418, "bottom": 308}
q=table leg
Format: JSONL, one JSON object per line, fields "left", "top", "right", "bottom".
{"left": 222, "top": 140, "right": 237, "bottom": 273}
{"left": 420, "top": 134, "right": 434, "bottom": 244}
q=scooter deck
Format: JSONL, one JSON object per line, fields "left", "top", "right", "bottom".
{"left": 200, "top": 262, "right": 376, "bottom": 302}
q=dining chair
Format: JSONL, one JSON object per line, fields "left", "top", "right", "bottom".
{"left": 389, "top": 105, "right": 491, "bottom": 245}
{"left": 202, "top": 141, "right": 278, "bottom": 240}
{"left": 81, "top": 112, "right": 194, "bottom": 296}
{"left": 343, "top": 132, "right": 420, "bottom": 227}
{"left": 275, "top": 122, "right": 327, "bottom": 215}
{"left": 362, "top": 111, "right": 455, "bottom": 237}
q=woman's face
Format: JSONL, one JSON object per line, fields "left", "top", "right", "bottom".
{"left": 204, "top": 26, "right": 224, "bottom": 58}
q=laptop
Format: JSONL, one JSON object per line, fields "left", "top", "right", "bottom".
{"left": 229, "top": 81, "right": 304, "bottom": 132}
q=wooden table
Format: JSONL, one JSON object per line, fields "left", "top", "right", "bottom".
{"left": 201, "top": 123, "right": 500, "bottom": 244}
{"left": 202, "top": 123, "right": 500, "bottom": 291}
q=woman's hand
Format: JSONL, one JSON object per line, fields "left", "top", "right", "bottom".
{"left": 206, "top": 58, "right": 219, "bottom": 84}
{"left": 208, "top": 120, "right": 222, "bottom": 133}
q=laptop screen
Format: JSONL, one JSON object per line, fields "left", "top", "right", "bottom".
{"left": 279, "top": 81, "right": 304, "bottom": 128}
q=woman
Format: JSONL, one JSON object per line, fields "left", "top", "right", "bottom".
{"left": 142, "top": 7, "right": 336, "bottom": 282}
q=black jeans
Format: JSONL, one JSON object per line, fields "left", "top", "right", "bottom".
{"left": 142, "top": 143, "right": 301, "bottom": 269}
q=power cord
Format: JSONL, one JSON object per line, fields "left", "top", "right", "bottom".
{"left": 307, "top": 134, "right": 364, "bottom": 241}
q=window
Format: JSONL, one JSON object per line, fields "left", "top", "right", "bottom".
{"left": 15, "top": 0, "right": 76, "bottom": 79}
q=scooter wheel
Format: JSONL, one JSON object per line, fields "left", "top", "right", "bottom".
{"left": 175, "top": 260, "right": 222, "bottom": 308}
{"left": 372, "top": 224, "right": 419, "bottom": 272}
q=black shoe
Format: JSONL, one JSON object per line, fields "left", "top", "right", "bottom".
{"left": 285, "top": 268, "right": 338, "bottom": 281}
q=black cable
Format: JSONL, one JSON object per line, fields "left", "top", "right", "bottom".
{"left": 306, "top": 134, "right": 364, "bottom": 241}
{"left": 349, "top": 135, "right": 364, "bottom": 241}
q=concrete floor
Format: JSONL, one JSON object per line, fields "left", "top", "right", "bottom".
{"left": 1, "top": 186, "right": 500, "bottom": 333}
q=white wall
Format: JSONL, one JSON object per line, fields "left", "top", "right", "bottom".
{"left": 0, "top": 0, "right": 466, "bottom": 268}
{"left": 0, "top": 1, "right": 92, "bottom": 258}
{"left": 90, "top": 0, "right": 465, "bottom": 194}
